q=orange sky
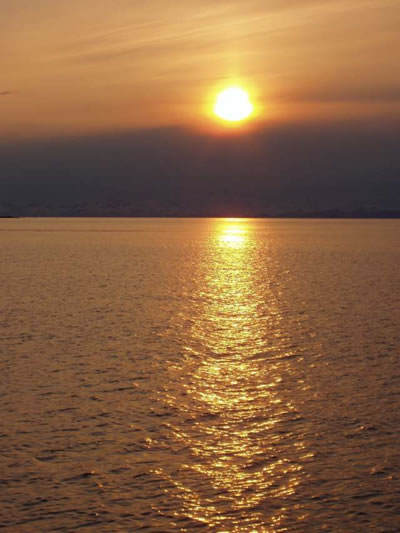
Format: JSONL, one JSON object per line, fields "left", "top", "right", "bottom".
{"left": 1, "top": 0, "right": 400, "bottom": 139}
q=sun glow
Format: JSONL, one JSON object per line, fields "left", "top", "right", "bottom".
{"left": 214, "top": 87, "right": 254, "bottom": 122}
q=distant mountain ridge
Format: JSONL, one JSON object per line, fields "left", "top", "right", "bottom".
{"left": 1, "top": 122, "right": 399, "bottom": 216}
{"left": 1, "top": 203, "right": 400, "bottom": 218}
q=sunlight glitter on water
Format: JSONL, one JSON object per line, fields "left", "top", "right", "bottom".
{"left": 157, "top": 219, "right": 308, "bottom": 530}
{"left": 217, "top": 220, "right": 247, "bottom": 247}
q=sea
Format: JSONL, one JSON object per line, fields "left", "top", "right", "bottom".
{"left": 1, "top": 217, "right": 400, "bottom": 532}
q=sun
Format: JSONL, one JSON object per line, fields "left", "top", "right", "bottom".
{"left": 214, "top": 87, "right": 253, "bottom": 122}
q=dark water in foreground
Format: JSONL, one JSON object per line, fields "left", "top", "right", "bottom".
{"left": 1, "top": 217, "right": 400, "bottom": 532}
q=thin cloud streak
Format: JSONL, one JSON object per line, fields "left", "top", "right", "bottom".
{"left": 64, "top": 1, "right": 373, "bottom": 65}
{"left": 278, "top": 87, "right": 400, "bottom": 104}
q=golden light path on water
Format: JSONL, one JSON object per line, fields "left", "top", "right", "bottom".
{"left": 157, "top": 219, "right": 313, "bottom": 531}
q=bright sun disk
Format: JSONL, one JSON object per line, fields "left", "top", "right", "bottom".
{"left": 214, "top": 87, "right": 253, "bottom": 122}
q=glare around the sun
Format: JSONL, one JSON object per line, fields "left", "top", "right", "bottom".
{"left": 214, "top": 87, "right": 253, "bottom": 122}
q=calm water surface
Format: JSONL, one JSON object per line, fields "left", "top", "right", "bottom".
{"left": 1, "top": 218, "right": 400, "bottom": 532}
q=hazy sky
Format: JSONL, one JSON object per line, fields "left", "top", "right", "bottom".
{"left": 1, "top": 0, "right": 400, "bottom": 215}
{"left": 1, "top": 0, "right": 400, "bottom": 139}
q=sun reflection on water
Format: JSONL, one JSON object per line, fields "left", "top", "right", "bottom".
{"left": 218, "top": 221, "right": 247, "bottom": 247}
{"left": 158, "top": 218, "right": 309, "bottom": 530}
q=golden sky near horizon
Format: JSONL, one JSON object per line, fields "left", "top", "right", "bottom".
{"left": 1, "top": 0, "right": 400, "bottom": 139}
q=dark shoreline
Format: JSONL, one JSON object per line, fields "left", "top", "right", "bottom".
{"left": 2, "top": 213, "right": 400, "bottom": 219}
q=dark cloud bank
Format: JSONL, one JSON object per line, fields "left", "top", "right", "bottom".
{"left": 1, "top": 120, "right": 399, "bottom": 217}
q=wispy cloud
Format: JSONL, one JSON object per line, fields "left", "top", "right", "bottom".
{"left": 279, "top": 86, "right": 400, "bottom": 104}
{"left": 0, "top": 91, "right": 16, "bottom": 96}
